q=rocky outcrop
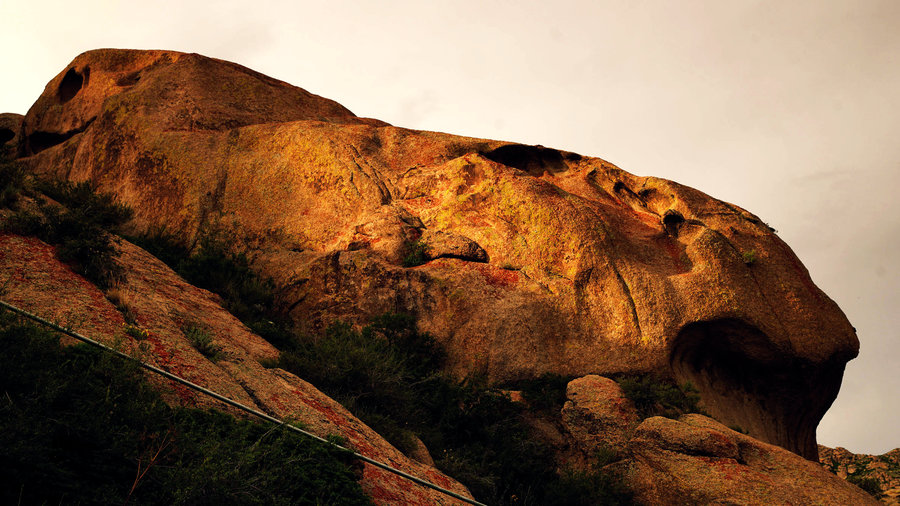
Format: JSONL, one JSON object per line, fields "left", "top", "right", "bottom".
{"left": 556, "top": 375, "right": 880, "bottom": 504}
{"left": 561, "top": 375, "right": 640, "bottom": 454}
{"left": 15, "top": 48, "right": 859, "bottom": 459}
{"left": 624, "top": 414, "right": 879, "bottom": 505}
{"left": 820, "top": 445, "right": 900, "bottom": 504}
{"left": 0, "top": 232, "right": 473, "bottom": 505}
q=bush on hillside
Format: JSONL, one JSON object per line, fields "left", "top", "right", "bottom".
{"left": 0, "top": 309, "right": 371, "bottom": 506}
{"left": 2, "top": 178, "right": 132, "bottom": 288}
{"left": 616, "top": 373, "right": 703, "bottom": 419}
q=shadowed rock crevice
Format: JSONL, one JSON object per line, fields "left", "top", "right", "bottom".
{"left": 480, "top": 144, "right": 580, "bottom": 175}
{"left": 58, "top": 67, "right": 88, "bottom": 103}
{"left": 25, "top": 118, "right": 94, "bottom": 155}
{"left": 662, "top": 210, "right": 685, "bottom": 237}
{"left": 669, "top": 319, "right": 847, "bottom": 460}
{"left": 0, "top": 128, "right": 14, "bottom": 145}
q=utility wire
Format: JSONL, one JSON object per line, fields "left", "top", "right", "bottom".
{"left": 0, "top": 299, "right": 486, "bottom": 506}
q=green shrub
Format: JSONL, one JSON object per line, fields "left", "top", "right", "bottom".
{"left": 0, "top": 309, "right": 372, "bottom": 506}
{"left": 847, "top": 474, "right": 882, "bottom": 498}
{"left": 277, "top": 314, "right": 632, "bottom": 505}
{"left": 401, "top": 239, "right": 427, "bottom": 267}
{"left": 2, "top": 178, "right": 132, "bottom": 288}
{"left": 514, "top": 372, "right": 573, "bottom": 414}
{"left": 35, "top": 179, "right": 133, "bottom": 229}
{"left": 544, "top": 466, "right": 633, "bottom": 506}
{"left": 742, "top": 249, "right": 758, "bottom": 266}
{"left": 616, "top": 373, "right": 703, "bottom": 419}
{"left": 124, "top": 323, "right": 149, "bottom": 340}
{"left": 128, "top": 230, "right": 299, "bottom": 352}
{"left": 0, "top": 156, "right": 26, "bottom": 208}
{"left": 183, "top": 323, "right": 221, "bottom": 361}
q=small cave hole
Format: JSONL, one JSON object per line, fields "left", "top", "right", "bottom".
{"left": 0, "top": 128, "right": 14, "bottom": 145}
{"left": 663, "top": 210, "right": 685, "bottom": 237}
{"left": 58, "top": 67, "right": 88, "bottom": 103}
{"left": 480, "top": 144, "right": 568, "bottom": 174}
{"left": 613, "top": 181, "right": 627, "bottom": 193}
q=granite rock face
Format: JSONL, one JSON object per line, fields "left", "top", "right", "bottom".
{"left": 624, "top": 414, "right": 880, "bottom": 505}
{"left": 820, "top": 445, "right": 900, "bottom": 504}
{"left": 17, "top": 48, "right": 859, "bottom": 459}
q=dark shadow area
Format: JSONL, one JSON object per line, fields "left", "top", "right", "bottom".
{"left": 481, "top": 144, "right": 580, "bottom": 175}
{"left": 58, "top": 67, "right": 88, "bottom": 103}
{"left": 669, "top": 319, "right": 847, "bottom": 460}
{"left": 26, "top": 130, "right": 78, "bottom": 155}
{"left": 0, "top": 128, "right": 14, "bottom": 145}
{"left": 662, "top": 210, "right": 685, "bottom": 237}
{"left": 24, "top": 118, "right": 94, "bottom": 155}
{"left": 115, "top": 70, "right": 141, "bottom": 87}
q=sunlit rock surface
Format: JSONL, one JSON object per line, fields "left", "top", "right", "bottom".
{"left": 18, "top": 48, "right": 859, "bottom": 460}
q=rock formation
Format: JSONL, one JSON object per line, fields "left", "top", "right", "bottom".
{"left": 10, "top": 48, "right": 860, "bottom": 461}
{"left": 558, "top": 375, "right": 880, "bottom": 505}
{"left": 820, "top": 445, "right": 900, "bottom": 504}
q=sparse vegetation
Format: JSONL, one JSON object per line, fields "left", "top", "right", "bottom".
{"left": 511, "top": 372, "right": 572, "bottom": 414}
{"left": 0, "top": 308, "right": 372, "bottom": 506}
{"left": 2, "top": 175, "right": 133, "bottom": 288}
{"left": 401, "top": 239, "right": 428, "bottom": 267}
{"left": 544, "top": 464, "right": 632, "bottom": 506}
{"left": 728, "top": 424, "right": 748, "bottom": 434}
{"left": 127, "top": 230, "right": 297, "bottom": 351}
{"left": 0, "top": 155, "right": 26, "bottom": 208}
{"left": 742, "top": 249, "right": 758, "bottom": 266}
{"left": 276, "top": 315, "right": 632, "bottom": 505}
{"left": 616, "top": 373, "right": 703, "bottom": 419}
{"left": 126, "top": 218, "right": 632, "bottom": 504}
{"left": 106, "top": 287, "right": 138, "bottom": 324}
{"left": 847, "top": 474, "right": 883, "bottom": 498}
{"left": 123, "top": 323, "right": 149, "bottom": 340}
{"left": 183, "top": 323, "right": 221, "bottom": 361}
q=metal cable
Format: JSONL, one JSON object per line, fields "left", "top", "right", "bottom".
{"left": 0, "top": 299, "right": 486, "bottom": 506}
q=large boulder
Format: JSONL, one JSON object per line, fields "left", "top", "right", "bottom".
{"left": 624, "top": 414, "right": 880, "bottom": 505}
{"left": 18, "top": 48, "right": 859, "bottom": 459}
{"left": 561, "top": 375, "right": 640, "bottom": 454}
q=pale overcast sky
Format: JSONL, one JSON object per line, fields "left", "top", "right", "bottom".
{"left": 2, "top": 0, "right": 898, "bottom": 454}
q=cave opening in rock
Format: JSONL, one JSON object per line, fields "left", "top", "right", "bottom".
{"left": 58, "top": 67, "right": 87, "bottom": 103}
{"left": 481, "top": 144, "right": 569, "bottom": 174}
{"left": 0, "top": 128, "right": 14, "bottom": 145}
{"left": 662, "top": 210, "right": 685, "bottom": 237}
{"left": 669, "top": 319, "right": 846, "bottom": 460}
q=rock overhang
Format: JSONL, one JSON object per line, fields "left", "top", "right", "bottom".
{"left": 16, "top": 48, "right": 860, "bottom": 460}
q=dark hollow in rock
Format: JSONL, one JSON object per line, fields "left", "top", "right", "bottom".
{"left": 58, "top": 67, "right": 88, "bottom": 103}
{"left": 669, "top": 318, "right": 848, "bottom": 460}
{"left": 0, "top": 128, "right": 14, "bottom": 145}
{"left": 481, "top": 144, "right": 573, "bottom": 175}
{"left": 663, "top": 210, "right": 686, "bottom": 237}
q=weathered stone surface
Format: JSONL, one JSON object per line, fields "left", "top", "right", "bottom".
{"left": 624, "top": 414, "right": 880, "bottom": 505}
{"left": 561, "top": 375, "right": 640, "bottom": 454}
{"left": 0, "top": 232, "right": 473, "bottom": 505}
{"left": 820, "top": 445, "right": 900, "bottom": 504}
{"left": 0, "top": 113, "right": 22, "bottom": 158}
{"left": 420, "top": 229, "right": 488, "bottom": 263}
{"left": 19, "top": 48, "right": 859, "bottom": 459}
